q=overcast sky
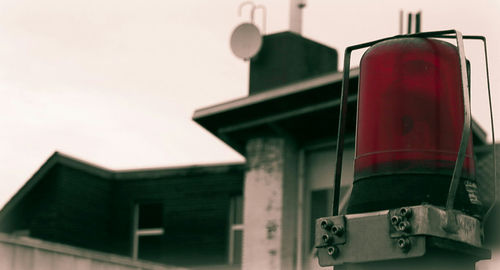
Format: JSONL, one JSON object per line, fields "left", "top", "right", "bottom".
{"left": 1, "top": 0, "right": 499, "bottom": 208}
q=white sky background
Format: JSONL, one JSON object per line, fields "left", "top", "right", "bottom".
{"left": 0, "top": 0, "right": 499, "bottom": 208}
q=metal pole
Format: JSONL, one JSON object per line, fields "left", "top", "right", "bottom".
{"left": 416, "top": 12, "right": 421, "bottom": 33}
{"left": 289, "top": 0, "right": 305, "bottom": 34}
{"left": 399, "top": 10, "right": 404, "bottom": 35}
{"left": 407, "top": 13, "right": 413, "bottom": 34}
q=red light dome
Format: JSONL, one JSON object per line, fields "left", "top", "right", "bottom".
{"left": 347, "top": 38, "right": 482, "bottom": 216}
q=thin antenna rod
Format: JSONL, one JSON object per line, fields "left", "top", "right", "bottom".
{"left": 399, "top": 10, "right": 403, "bottom": 35}
{"left": 251, "top": 5, "right": 267, "bottom": 34}
{"left": 416, "top": 12, "right": 421, "bottom": 33}
{"left": 238, "top": 1, "right": 255, "bottom": 21}
{"left": 407, "top": 13, "right": 413, "bottom": 34}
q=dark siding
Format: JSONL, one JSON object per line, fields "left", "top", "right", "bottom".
{"left": 112, "top": 170, "right": 244, "bottom": 266}
{"left": 249, "top": 32, "right": 338, "bottom": 94}
{"left": 109, "top": 180, "right": 133, "bottom": 256}
{"left": 0, "top": 166, "right": 60, "bottom": 238}
{"left": 27, "top": 167, "right": 60, "bottom": 241}
{"left": 0, "top": 164, "right": 113, "bottom": 253}
{"left": 49, "top": 165, "right": 112, "bottom": 252}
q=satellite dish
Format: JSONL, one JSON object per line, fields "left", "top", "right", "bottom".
{"left": 230, "top": 23, "right": 262, "bottom": 60}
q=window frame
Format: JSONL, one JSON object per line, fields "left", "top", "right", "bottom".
{"left": 228, "top": 195, "right": 244, "bottom": 265}
{"left": 132, "top": 202, "right": 165, "bottom": 260}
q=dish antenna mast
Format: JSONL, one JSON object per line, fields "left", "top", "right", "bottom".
{"left": 290, "top": 0, "right": 306, "bottom": 34}
{"left": 230, "top": 1, "right": 266, "bottom": 60}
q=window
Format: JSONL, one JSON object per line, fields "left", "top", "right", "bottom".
{"left": 228, "top": 195, "right": 244, "bottom": 265}
{"left": 132, "top": 202, "right": 164, "bottom": 260}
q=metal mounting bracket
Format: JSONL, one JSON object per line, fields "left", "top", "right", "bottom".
{"left": 315, "top": 204, "right": 489, "bottom": 267}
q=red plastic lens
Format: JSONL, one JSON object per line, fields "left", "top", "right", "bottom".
{"left": 348, "top": 38, "right": 481, "bottom": 215}
{"left": 356, "top": 38, "right": 474, "bottom": 177}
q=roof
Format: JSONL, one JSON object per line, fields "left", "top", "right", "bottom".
{"left": 193, "top": 69, "right": 361, "bottom": 154}
{"left": 0, "top": 152, "right": 244, "bottom": 221}
{"left": 193, "top": 68, "right": 488, "bottom": 154}
{"left": 193, "top": 69, "right": 356, "bottom": 119}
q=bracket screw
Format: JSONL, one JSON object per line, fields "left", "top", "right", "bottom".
{"left": 327, "top": 246, "right": 339, "bottom": 257}
{"left": 399, "top": 207, "right": 412, "bottom": 218}
{"left": 391, "top": 215, "right": 402, "bottom": 226}
{"left": 322, "top": 234, "right": 333, "bottom": 244}
{"left": 397, "top": 221, "right": 411, "bottom": 232}
{"left": 397, "top": 237, "right": 411, "bottom": 252}
{"left": 331, "top": 225, "right": 344, "bottom": 236}
{"left": 321, "top": 219, "right": 333, "bottom": 230}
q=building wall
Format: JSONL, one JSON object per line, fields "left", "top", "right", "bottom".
{"left": 0, "top": 165, "right": 60, "bottom": 238}
{"left": 111, "top": 167, "right": 244, "bottom": 267}
{"left": 52, "top": 165, "right": 113, "bottom": 252}
{"left": 0, "top": 161, "right": 244, "bottom": 268}
{"left": 0, "top": 164, "right": 114, "bottom": 253}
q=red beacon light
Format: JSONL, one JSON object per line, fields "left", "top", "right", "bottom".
{"left": 316, "top": 29, "right": 496, "bottom": 268}
{"left": 332, "top": 30, "right": 496, "bottom": 219}
{"left": 351, "top": 37, "right": 478, "bottom": 214}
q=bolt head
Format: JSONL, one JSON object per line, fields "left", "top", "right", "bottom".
{"left": 399, "top": 207, "right": 412, "bottom": 218}
{"left": 397, "top": 237, "right": 411, "bottom": 252}
{"left": 331, "top": 225, "right": 344, "bottom": 236}
{"left": 322, "top": 234, "right": 333, "bottom": 244}
{"left": 321, "top": 219, "right": 333, "bottom": 230}
{"left": 327, "top": 246, "right": 339, "bottom": 257}
{"left": 391, "top": 215, "right": 402, "bottom": 225}
{"left": 397, "top": 221, "right": 411, "bottom": 232}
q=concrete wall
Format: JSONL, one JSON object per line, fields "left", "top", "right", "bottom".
{"left": 0, "top": 233, "right": 182, "bottom": 270}
{"left": 242, "top": 137, "right": 298, "bottom": 270}
{"left": 240, "top": 137, "right": 355, "bottom": 270}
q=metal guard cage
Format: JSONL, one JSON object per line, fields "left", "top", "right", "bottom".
{"left": 332, "top": 30, "right": 496, "bottom": 220}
